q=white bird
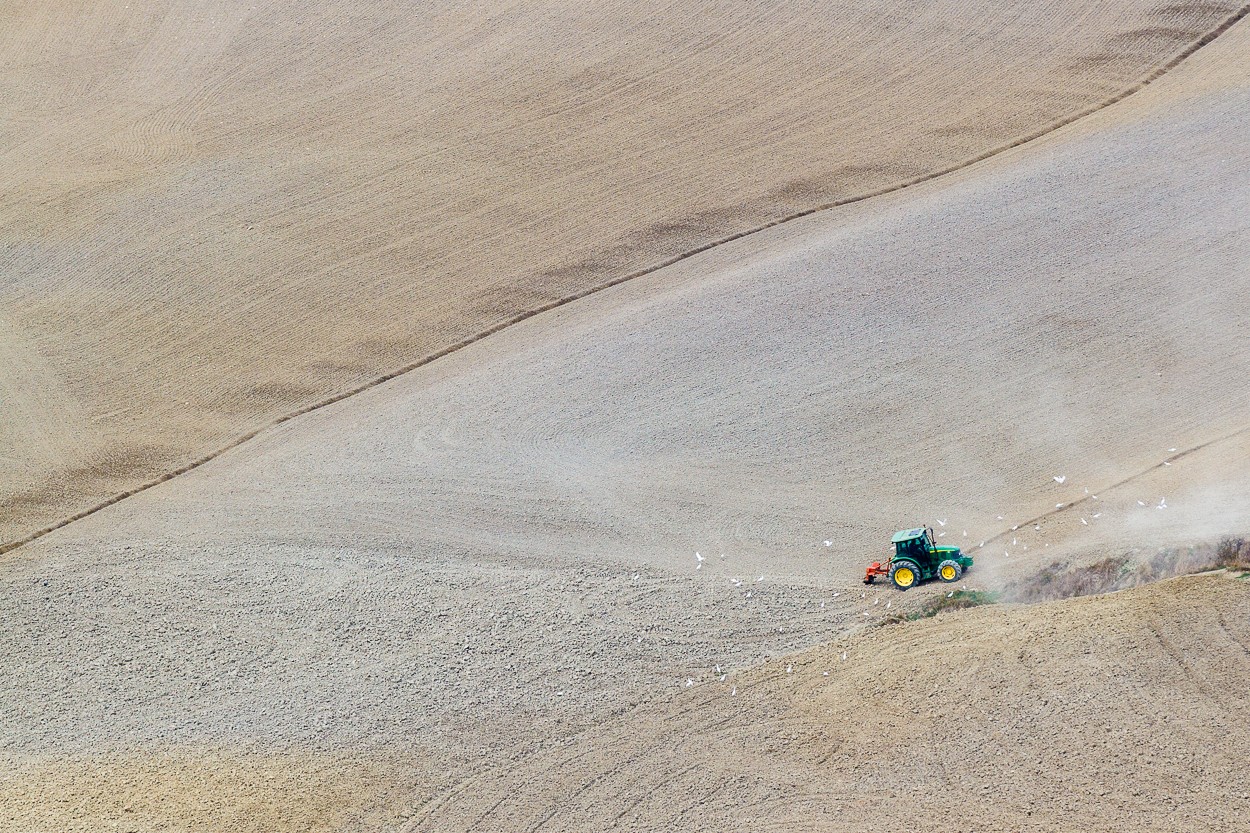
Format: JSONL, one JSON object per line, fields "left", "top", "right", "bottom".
{"left": 840, "top": 651, "right": 848, "bottom": 661}
{"left": 947, "top": 591, "right": 954, "bottom": 598}
{"left": 824, "top": 540, "right": 833, "bottom": 547}
{"left": 1083, "top": 487, "right": 1089, "bottom": 494}
{"left": 731, "top": 686, "right": 737, "bottom": 696}
{"left": 732, "top": 578, "right": 743, "bottom": 587}
{"left": 936, "top": 519, "right": 947, "bottom": 526}
{"left": 820, "top": 601, "right": 826, "bottom": 608}
{"left": 1054, "top": 475, "right": 1066, "bottom": 484}
{"left": 1093, "top": 513, "right": 1102, "bottom": 518}
{"left": 886, "top": 601, "right": 892, "bottom": 609}
{"left": 1080, "top": 518, "right": 1088, "bottom": 525}
{"left": 685, "top": 678, "right": 694, "bottom": 687}
{"left": 963, "top": 530, "right": 968, "bottom": 537}
{"left": 1168, "top": 447, "right": 1177, "bottom": 452}
{"left": 786, "top": 664, "right": 793, "bottom": 674}
{"left": 997, "top": 516, "right": 1004, "bottom": 520}
{"left": 832, "top": 592, "right": 841, "bottom": 598}
{"left": 1012, "top": 525, "right": 1018, "bottom": 531}
{"left": 715, "top": 664, "right": 722, "bottom": 673}
{"left": 823, "top": 671, "right": 829, "bottom": 676}
{"left": 696, "top": 552, "right": 705, "bottom": 562}
{"left": 745, "top": 591, "right": 753, "bottom": 598}
{"left": 938, "top": 532, "right": 946, "bottom": 537}
{"left": 1138, "top": 500, "right": 1146, "bottom": 506}
{"left": 862, "top": 611, "right": 870, "bottom": 617}
{"left": 1012, "top": 537, "right": 1017, "bottom": 546}
{"left": 719, "top": 674, "right": 726, "bottom": 682}
{"left": 1163, "top": 461, "right": 1171, "bottom": 466}
{"left": 873, "top": 597, "right": 880, "bottom": 606}
{"left": 696, "top": 562, "right": 702, "bottom": 570}
{"left": 631, "top": 574, "right": 639, "bottom": 580}
{"left": 757, "top": 575, "right": 764, "bottom": 582}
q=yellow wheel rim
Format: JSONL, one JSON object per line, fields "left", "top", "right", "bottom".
{"left": 940, "top": 565, "right": 957, "bottom": 581}
{"left": 895, "top": 567, "right": 915, "bottom": 587}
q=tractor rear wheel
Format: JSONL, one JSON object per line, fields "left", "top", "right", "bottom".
{"left": 937, "top": 559, "right": 963, "bottom": 583}
{"left": 889, "top": 560, "right": 920, "bottom": 590}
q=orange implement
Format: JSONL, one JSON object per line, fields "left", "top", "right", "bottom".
{"left": 863, "top": 561, "right": 889, "bottom": 584}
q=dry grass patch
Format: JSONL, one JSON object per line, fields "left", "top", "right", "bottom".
{"left": 1006, "top": 536, "right": 1250, "bottom": 602}
{"left": 0, "top": 749, "right": 414, "bottom": 833}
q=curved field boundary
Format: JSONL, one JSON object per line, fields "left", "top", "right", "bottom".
{"left": 3, "top": 5, "right": 1248, "bottom": 557}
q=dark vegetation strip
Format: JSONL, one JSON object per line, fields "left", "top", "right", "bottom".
{"left": 1003, "top": 535, "right": 1250, "bottom": 603}
{"left": 883, "top": 589, "right": 1000, "bottom": 624}
{"left": 3, "top": 5, "right": 1250, "bottom": 556}
{"left": 883, "top": 537, "right": 1250, "bottom": 625}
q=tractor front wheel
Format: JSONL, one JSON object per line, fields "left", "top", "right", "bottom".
{"left": 889, "top": 560, "right": 920, "bottom": 590}
{"left": 937, "top": 559, "right": 963, "bottom": 583}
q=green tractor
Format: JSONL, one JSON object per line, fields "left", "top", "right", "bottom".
{"left": 863, "top": 527, "right": 973, "bottom": 590}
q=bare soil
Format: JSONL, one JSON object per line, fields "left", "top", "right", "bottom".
{"left": 404, "top": 574, "right": 1250, "bottom": 832}
{"left": 2, "top": 0, "right": 1246, "bottom": 544}
{"left": 2, "top": 5, "right": 1249, "bottom": 832}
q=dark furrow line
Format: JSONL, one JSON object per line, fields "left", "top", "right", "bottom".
{"left": 979, "top": 420, "right": 1250, "bottom": 550}
{"left": 3, "top": 5, "right": 1248, "bottom": 557}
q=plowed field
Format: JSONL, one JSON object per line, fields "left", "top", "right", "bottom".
{"left": 3, "top": 3, "right": 1249, "bottom": 832}
{"left": 3, "top": 0, "right": 1246, "bottom": 544}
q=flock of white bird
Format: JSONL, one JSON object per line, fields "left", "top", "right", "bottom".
{"left": 677, "top": 452, "right": 1181, "bottom": 692}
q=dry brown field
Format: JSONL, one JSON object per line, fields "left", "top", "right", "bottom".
{"left": 3, "top": 0, "right": 1246, "bottom": 545}
{"left": 3, "top": 2, "right": 1250, "bottom": 832}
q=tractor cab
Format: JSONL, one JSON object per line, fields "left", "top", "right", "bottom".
{"left": 893, "top": 527, "right": 934, "bottom": 562}
{"left": 863, "top": 526, "right": 974, "bottom": 590}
